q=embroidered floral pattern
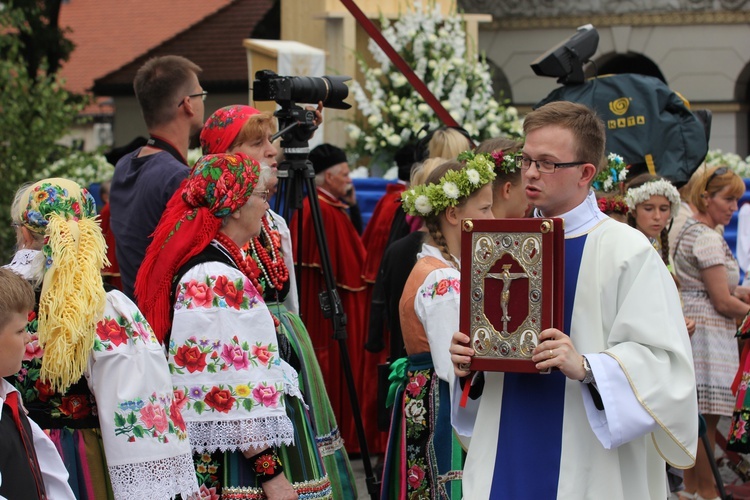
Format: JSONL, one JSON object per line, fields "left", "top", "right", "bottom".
{"left": 403, "top": 367, "right": 434, "bottom": 497}
{"left": 13, "top": 308, "right": 99, "bottom": 424}
{"left": 420, "top": 278, "right": 460, "bottom": 299}
{"left": 174, "top": 274, "right": 260, "bottom": 311}
{"left": 113, "top": 391, "right": 188, "bottom": 443}
{"left": 93, "top": 311, "right": 157, "bottom": 351}
{"left": 169, "top": 335, "right": 277, "bottom": 375}
{"left": 177, "top": 381, "right": 284, "bottom": 415}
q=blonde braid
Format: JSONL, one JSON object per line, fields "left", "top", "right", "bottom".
{"left": 425, "top": 217, "right": 459, "bottom": 270}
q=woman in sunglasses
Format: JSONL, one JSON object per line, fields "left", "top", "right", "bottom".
{"left": 673, "top": 165, "right": 749, "bottom": 500}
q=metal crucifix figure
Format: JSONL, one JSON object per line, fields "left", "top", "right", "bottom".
{"left": 486, "top": 263, "right": 528, "bottom": 333}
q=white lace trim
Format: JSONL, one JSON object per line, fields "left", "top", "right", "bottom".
{"left": 280, "top": 358, "right": 306, "bottom": 407}
{"left": 108, "top": 452, "right": 199, "bottom": 500}
{"left": 4, "top": 249, "right": 43, "bottom": 281}
{"left": 187, "top": 416, "right": 295, "bottom": 454}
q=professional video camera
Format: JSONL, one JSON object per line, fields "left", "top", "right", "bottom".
{"left": 253, "top": 70, "right": 351, "bottom": 110}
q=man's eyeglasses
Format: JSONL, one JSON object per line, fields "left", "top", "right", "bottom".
{"left": 705, "top": 167, "right": 729, "bottom": 191}
{"left": 252, "top": 189, "right": 270, "bottom": 202}
{"left": 177, "top": 91, "right": 208, "bottom": 107}
{"left": 515, "top": 155, "right": 586, "bottom": 174}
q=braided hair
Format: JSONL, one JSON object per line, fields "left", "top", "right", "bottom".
{"left": 422, "top": 160, "right": 467, "bottom": 269}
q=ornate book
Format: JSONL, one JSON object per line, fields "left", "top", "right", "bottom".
{"left": 459, "top": 218, "right": 565, "bottom": 372}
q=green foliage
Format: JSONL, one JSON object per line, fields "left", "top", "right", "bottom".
{"left": 0, "top": 5, "right": 97, "bottom": 260}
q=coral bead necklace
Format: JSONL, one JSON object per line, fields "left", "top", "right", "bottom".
{"left": 248, "top": 215, "right": 289, "bottom": 292}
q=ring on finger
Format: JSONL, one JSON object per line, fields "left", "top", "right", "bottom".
{"left": 549, "top": 349, "right": 554, "bottom": 359}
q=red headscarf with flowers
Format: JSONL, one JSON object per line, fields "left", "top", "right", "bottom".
{"left": 135, "top": 153, "right": 260, "bottom": 342}
{"left": 199, "top": 105, "right": 261, "bottom": 155}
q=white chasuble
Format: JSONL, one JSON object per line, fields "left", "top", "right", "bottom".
{"left": 459, "top": 194, "right": 697, "bottom": 500}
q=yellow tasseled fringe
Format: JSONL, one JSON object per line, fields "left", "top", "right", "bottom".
{"left": 37, "top": 214, "right": 107, "bottom": 393}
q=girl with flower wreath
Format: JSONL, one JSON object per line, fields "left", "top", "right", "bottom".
{"left": 199, "top": 105, "right": 353, "bottom": 498}
{"left": 474, "top": 137, "right": 529, "bottom": 219}
{"left": 381, "top": 154, "right": 495, "bottom": 499}
{"left": 6, "top": 178, "right": 199, "bottom": 500}
{"left": 135, "top": 153, "right": 332, "bottom": 499}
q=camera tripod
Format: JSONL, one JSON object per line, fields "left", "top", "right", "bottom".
{"left": 272, "top": 105, "right": 380, "bottom": 499}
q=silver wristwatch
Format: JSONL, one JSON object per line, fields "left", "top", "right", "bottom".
{"left": 581, "top": 355, "right": 595, "bottom": 384}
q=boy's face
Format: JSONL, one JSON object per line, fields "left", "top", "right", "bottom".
{"left": 0, "top": 312, "right": 30, "bottom": 378}
{"left": 522, "top": 125, "right": 590, "bottom": 217}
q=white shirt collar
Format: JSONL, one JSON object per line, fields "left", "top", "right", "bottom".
{"left": 3, "top": 249, "right": 41, "bottom": 281}
{"left": 534, "top": 190, "right": 608, "bottom": 237}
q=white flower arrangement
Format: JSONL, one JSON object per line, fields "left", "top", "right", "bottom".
{"left": 625, "top": 178, "right": 681, "bottom": 218}
{"left": 39, "top": 151, "right": 114, "bottom": 189}
{"left": 592, "top": 153, "right": 628, "bottom": 193}
{"left": 401, "top": 151, "right": 496, "bottom": 216}
{"left": 705, "top": 149, "right": 750, "bottom": 178}
{"left": 347, "top": 0, "right": 523, "bottom": 170}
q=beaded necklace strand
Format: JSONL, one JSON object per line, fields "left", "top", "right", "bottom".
{"left": 214, "top": 232, "right": 280, "bottom": 327}
{"left": 248, "top": 214, "right": 289, "bottom": 292}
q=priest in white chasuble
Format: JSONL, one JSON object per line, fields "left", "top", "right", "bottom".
{"left": 450, "top": 101, "right": 698, "bottom": 499}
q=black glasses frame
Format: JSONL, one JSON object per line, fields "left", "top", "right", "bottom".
{"left": 515, "top": 155, "right": 587, "bottom": 174}
{"left": 177, "top": 91, "right": 208, "bottom": 107}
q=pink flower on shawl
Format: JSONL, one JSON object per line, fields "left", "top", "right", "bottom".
{"left": 23, "top": 334, "right": 43, "bottom": 361}
{"left": 252, "top": 383, "right": 281, "bottom": 408}
{"left": 407, "top": 464, "right": 426, "bottom": 489}
{"left": 139, "top": 402, "right": 169, "bottom": 434}
{"left": 198, "top": 484, "right": 220, "bottom": 500}
{"left": 220, "top": 344, "right": 250, "bottom": 370}
{"left": 184, "top": 280, "right": 214, "bottom": 307}
{"left": 405, "top": 373, "right": 428, "bottom": 398}
{"left": 734, "top": 420, "right": 748, "bottom": 441}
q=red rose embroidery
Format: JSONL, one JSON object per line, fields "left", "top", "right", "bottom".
{"left": 169, "top": 398, "right": 187, "bottom": 432}
{"left": 96, "top": 318, "right": 128, "bottom": 346}
{"left": 407, "top": 464, "right": 425, "bottom": 489}
{"left": 435, "top": 279, "right": 449, "bottom": 296}
{"left": 214, "top": 276, "right": 244, "bottom": 309}
{"left": 34, "top": 378, "right": 55, "bottom": 402}
{"left": 174, "top": 345, "right": 207, "bottom": 373}
{"left": 204, "top": 387, "right": 235, "bottom": 413}
{"left": 252, "top": 344, "right": 272, "bottom": 365}
{"left": 184, "top": 280, "right": 213, "bottom": 307}
{"left": 172, "top": 389, "right": 188, "bottom": 410}
{"left": 59, "top": 394, "right": 91, "bottom": 419}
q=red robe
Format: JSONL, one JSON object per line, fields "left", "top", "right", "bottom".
{"left": 361, "top": 183, "right": 406, "bottom": 283}
{"left": 290, "top": 189, "right": 383, "bottom": 454}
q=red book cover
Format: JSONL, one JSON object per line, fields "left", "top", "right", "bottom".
{"left": 459, "top": 218, "right": 565, "bottom": 373}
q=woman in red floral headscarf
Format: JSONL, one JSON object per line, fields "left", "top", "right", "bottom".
{"left": 201, "top": 106, "right": 358, "bottom": 498}
{"left": 136, "top": 152, "right": 332, "bottom": 499}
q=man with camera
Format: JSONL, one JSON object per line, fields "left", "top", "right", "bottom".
{"left": 110, "top": 55, "right": 205, "bottom": 299}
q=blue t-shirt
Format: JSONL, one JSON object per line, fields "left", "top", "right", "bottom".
{"left": 110, "top": 150, "right": 189, "bottom": 299}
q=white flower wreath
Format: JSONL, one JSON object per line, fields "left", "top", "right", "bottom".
{"left": 401, "top": 151, "right": 496, "bottom": 216}
{"left": 625, "top": 178, "right": 681, "bottom": 218}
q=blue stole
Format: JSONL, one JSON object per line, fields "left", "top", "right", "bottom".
{"left": 489, "top": 235, "right": 587, "bottom": 499}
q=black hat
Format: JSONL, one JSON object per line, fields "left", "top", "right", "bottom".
{"left": 309, "top": 143, "right": 348, "bottom": 175}
{"left": 394, "top": 143, "right": 417, "bottom": 182}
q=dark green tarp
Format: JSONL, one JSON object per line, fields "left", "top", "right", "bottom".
{"left": 536, "top": 73, "right": 708, "bottom": 186}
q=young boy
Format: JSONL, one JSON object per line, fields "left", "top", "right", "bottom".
{"left": 0, "top": 267, "right": 74, "bottom": 499}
